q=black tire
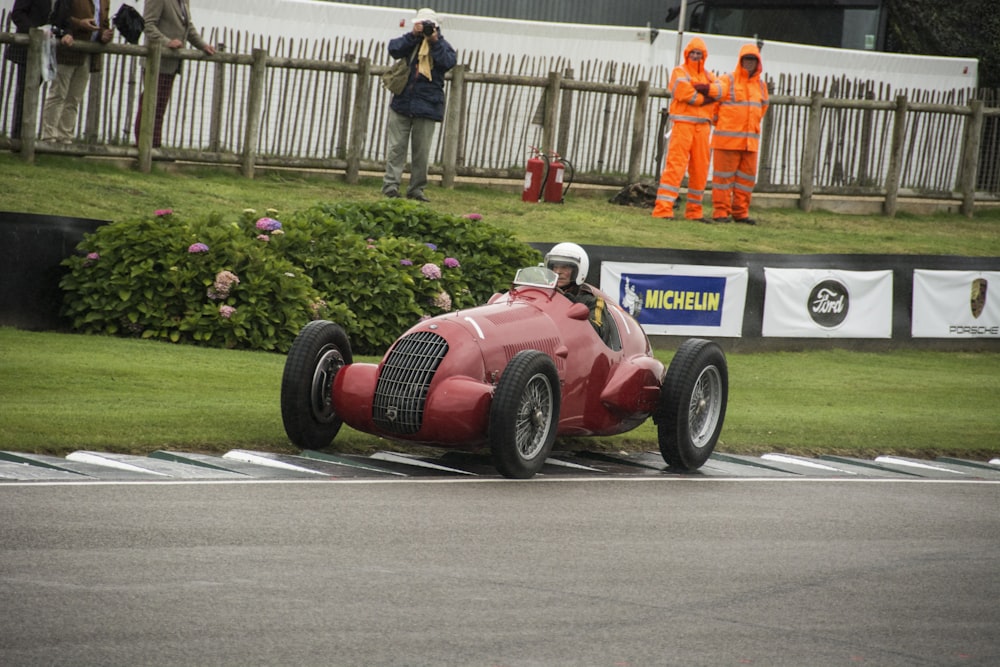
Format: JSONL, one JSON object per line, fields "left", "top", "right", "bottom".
{"left": 280, "top": 320, "right": 354, "bottom": 449}
{"left": 489, "top": 350, "right": 561, "bottom": 479}
{"left": 656, "top": 338, "right": 728, "bottom": 471}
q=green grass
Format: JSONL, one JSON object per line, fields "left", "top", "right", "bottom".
{"left": 1, "top": 328, "right": 997, "bottom": 460}
{"left": 3, "top": 152, "right": 1000, "bottom": 257}
{"left": 2, "top": 152, "right": 999, "bottom": 460}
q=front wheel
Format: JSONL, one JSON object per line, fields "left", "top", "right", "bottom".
{"left": 281, "top": 320, "right": 354, "bottom": 449}
{"left": 489, "top": 350, "right": 561, "bottom": 479}
{"left": 656, "top": 338, "right": 728, "bottom": 471}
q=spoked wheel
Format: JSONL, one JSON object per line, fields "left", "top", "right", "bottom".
{"left": 280, "top": 320, "right": 354, "bottom": 449}
{"left": 489, "top": 350, "right": 561, "bottom": 479}
{"left": 656, "top": 338, "right": 728, "bottom": 471}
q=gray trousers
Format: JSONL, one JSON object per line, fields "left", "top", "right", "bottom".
{"left": 382, "top": 109, "right": 438, "bottom": 197}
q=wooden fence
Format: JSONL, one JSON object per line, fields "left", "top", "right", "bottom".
{"left": 2, "top": 22, "right": 998, "bottom": 217}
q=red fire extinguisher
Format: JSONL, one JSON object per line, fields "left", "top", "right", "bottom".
{"left": 543, "top": 153, "right": 567, "bottom": 203}
{"left": 522, "top": 147, "right": 547, "bottom": 203}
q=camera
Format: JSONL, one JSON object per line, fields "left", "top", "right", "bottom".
{"left": 421, "top": 21, "right": 436, "bottom": 37}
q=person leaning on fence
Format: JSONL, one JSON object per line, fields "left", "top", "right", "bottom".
{"left": 381, "top": 7, "right": 457, "bottom": 203}
{"left": 652, "top": 37, "right": 721, "bottom": 222}
{"left": 42, "top": 0, "right": 113, "bottom": 143}
{"left": 709, "top": 43, "right": 769, "bottom": 225}
{"left": 135, "top": 0, "right": 215, "bottom": 148}
{"left": 5, "top": 0, "right": 51, "bottom": 140}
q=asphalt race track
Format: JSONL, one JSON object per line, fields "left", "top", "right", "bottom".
{"left": 1, "top": 449, "right": 999, "bottom": 666}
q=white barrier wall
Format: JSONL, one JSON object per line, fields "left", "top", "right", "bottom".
{"left": 175, "top": 0, "right": 978, "bottom": 93}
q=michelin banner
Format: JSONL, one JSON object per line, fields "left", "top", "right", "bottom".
{"left": 912, "top": 270, "right": 1000, "bottom": 338}
{"left": 762, "top": 268, "right": 893, "bottom": 338}
{"left": 600, "top": 262, "right": 748, "bottom": 337}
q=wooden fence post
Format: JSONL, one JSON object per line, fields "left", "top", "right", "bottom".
{"left": 346, "top": 56, "right": 371, "bottom": 184}
{"left": 84, "top": 67, "right": 102, "bottom": 144}
{"left": 959, "top": 99, "right": 984, "bottom": 217}
{"left": 857, "top": 88, "right": 875, "bottom": 186}
{"left": 337, "top": 54, "right": 356, "bottom": 159}
{"left": 208, "top": 43, "right": 227, "bottom": 153}
{"left": 137, "top": 40, "right": 161, "bottom": 174}
{"left": 442, "top": 64, "right": 464, "bottom": 188}
{"left": 241, "top": 48, "right": 267, "bottom": 178}
{"left": 799, "top": 91, "right": 824, "bottom": 212}
{"left": 542, "top": 71, "right": 561, "bottom": 155}
{"left": 19, "top": 28, "right": 44, "bottom": 163}
{"left": 883, "top": 93, "right": 908, "bottom": 217}
{"left": 758, "top": 99, "right": 775, "bottom": 187}
{"left": 556, "top": 67, "right": 574, "bottom": 159}
{"left": 628, "top": 80, "right": 650, "bottom": 183}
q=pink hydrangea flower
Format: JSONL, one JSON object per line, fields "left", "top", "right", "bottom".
{"left": 155, "top": 209, "right": 173, "bottom": 217}
{"left": 208, "top": 270, "right": 240, "bottom": 300}
{"left": 219, "top": 305, "right": 237, "bottom": 319}
{"left": 255, "top": 217, "right": 282, "bottom": 231}
{"left": 433, "top": 291, "right": 452, "bottom": 312}
{"left": 188, "top": 243, "right": 209, "bottom": 253}
{"left": 421, "top": 263, "right": 442, "bottom": 280}
{"left": 443, "top": 257, "right": 460, "bottom": 268}
{"left": 257, "top": 234, "right": 270, "bottom": 242}
{"left": 86, "top": 252, "right": 100, "bottom": 261}
{"left": 463, "top": 213, "right": 482, "bottom": 221}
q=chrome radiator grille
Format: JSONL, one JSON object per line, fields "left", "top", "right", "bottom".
{"left": 372, "top": 331, "right": 449, "bottom": 435}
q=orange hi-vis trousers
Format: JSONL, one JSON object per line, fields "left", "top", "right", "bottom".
{"left": 652, "top": 121, "right": 711, "bottom": 219}
{"left": 710, "top": 148, "right": 759, "bottom": 220}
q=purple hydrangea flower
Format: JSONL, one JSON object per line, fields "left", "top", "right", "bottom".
{"left": 255, "top": 217, "right": 282, "bottom": 232}
{"left": 421, "top": 263, "right": 442, "bottom": 280}
{"left": 188, "top": 243, "right": 209, "bottom": 253}
{"left": 443, "top": 257, "right": 460, "bottom": 268}
{"left": 425, "top": 242, "right": 438, "bottom": 251}
{"left": 400, "top": 259, "right": 414, "bottom": 266}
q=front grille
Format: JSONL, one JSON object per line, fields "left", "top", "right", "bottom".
{"left": 372, "top": 331, "right": 449, "bottom": 435}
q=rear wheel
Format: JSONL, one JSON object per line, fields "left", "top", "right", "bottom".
{"left": 281, "top": 321, "right": 353, "bottom": 449}
{"left": 656, "top": 339, "right": 728, "bottom": 471}
{"left": 489, "top": 350, "right": 561, "bottom": 479}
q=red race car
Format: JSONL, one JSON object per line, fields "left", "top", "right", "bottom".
{"left": 281, "top": 260, "right": 728, "bottom": 479}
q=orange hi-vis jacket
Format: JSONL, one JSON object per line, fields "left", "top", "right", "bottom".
{"left": 711, "top": 43, "right": 769, "bottom": 153}
{"left": 668, "top": 38, "right": 721, "bottom": 124}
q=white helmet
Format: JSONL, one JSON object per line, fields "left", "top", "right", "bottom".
{"left": 545, "top": 242, "right": 589, "bottom": 286}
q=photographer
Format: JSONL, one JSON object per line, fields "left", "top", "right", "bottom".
{"left": 381, "top": 7, "right": 456, "bottom": 202}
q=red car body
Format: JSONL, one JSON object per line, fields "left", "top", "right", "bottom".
{"left": 333, "top": 281, "right": 663, "bottom": 446}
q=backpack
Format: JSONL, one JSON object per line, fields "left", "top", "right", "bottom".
{"left": 113, "top": 3, "right": 144, "bottom": 45}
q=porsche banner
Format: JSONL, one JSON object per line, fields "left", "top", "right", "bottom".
{"left": 762, "top": 268, "right": 893, "bottom": 338}
{"left": 912, "top": 270, "right": 1000, "bottom": 338}
{"left": 600, "top": 262, "right": 748, "bottom": 336}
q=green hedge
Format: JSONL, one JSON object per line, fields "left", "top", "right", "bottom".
{"left": 60, "top": 201, "right": 541, "bottom": 354}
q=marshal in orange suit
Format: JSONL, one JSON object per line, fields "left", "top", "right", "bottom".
{"left": 652, "top": 37, "right": 721, "bottom": 221}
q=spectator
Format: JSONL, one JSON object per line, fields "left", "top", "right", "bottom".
{"left": 652, "top": 37, "right": 720, "bottom": 222}
{"left": 710, "top": 44, "right": 769, "bottom": 225}
{"left": 135, "top": 0, "right": 215, "bottom": 148}
{"left": 381, "top": 7, "right": 456, "bottom": 202}
{"left": 5, "top": 0, "right": 51, "bottom": 140}
{"left": 42, "top": 0, "right": 113, "bottom": 143}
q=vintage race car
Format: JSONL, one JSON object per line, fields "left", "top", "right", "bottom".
{"left": 280, "top": 265, "right": 728, "bottom": 478}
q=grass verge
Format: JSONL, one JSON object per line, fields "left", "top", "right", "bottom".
{"left": 2, "top": 328, "right": 997, "bottom": 460}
